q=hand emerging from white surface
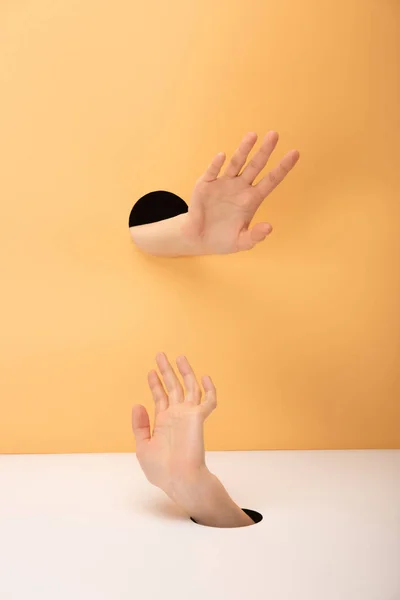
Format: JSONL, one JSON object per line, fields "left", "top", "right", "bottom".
{"left": 132, "top": 353, "right": 216, "bottom": 492}
{"left": 132, "top": 353, "right": 254, "bottom": 527}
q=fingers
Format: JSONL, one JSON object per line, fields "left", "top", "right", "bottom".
{"left": 199, "top": 134, "right": 299, "bottom": 190}
{"left": 201, "top": 375, "right": 217, "bottom": 417}
{"left": 155, "top": 352, "right": 184, "bottom": 404}
{"left": 223, "top": 132, "right": 258, "bottom": 178}
{"left": 152, "top": 353, "right": 217, "bottom": 413}
{"left": 237, "top": 222, "right": 273, "bottom": 252}
{"left": 255, "top": 149, "right": 300, "bottom": 200}
{"left": 148, "top": 369, "right": 169, "bottom": 415}
{"left": 132, "top": 404, "right": 151, "bottom": 445}
{"left": 200, "top": 152, "right": 226, "bottom": 183}
{"left": 176, "top": 355, "right": 202, "bottom": 405}
{"left": 240, "top": 131, "right": 279, "bottom": 184}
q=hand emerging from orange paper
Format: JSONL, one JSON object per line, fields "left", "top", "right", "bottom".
{"left": 182, "top": 131, "right": 300, "bottom": 254}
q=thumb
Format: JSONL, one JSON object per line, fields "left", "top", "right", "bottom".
{"left": 237, "top": 222, "right": 272, "bottom": 251}
{"left": 132, "top": 405, "right": 151, "bottom": 446}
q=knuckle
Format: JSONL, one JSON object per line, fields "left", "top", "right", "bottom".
{"left": 230, "top": 155, "right": 241, "bottom": 168}
{"left": 268, "top": 171, "right": 277, "bottom": 185}
{"left": 209, "top": 394, "right": 217, "bottom": 408}
{"left": 249, "top": 157, "right": 260, "bottom": 170}
{"left": 280, "top": 162, "right": 289, "bottom": 175}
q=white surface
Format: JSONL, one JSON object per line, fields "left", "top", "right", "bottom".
{"left": 0, "top": 451, "right": 399, "bottom": 600}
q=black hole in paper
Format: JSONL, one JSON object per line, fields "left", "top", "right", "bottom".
{"left": 129, "top": 190, "right": 188, "bottom": 227}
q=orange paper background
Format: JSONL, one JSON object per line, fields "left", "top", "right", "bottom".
{"left": 0, "top": 0, "right": 399, "bottom": 453}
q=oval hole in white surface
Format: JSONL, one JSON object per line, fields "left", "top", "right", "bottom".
{"left": 190, "top": 508, "right": 263, "bottom": 527}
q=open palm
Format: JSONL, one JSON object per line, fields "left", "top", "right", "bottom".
{"left": 132, "top": 353, "right": 217, "bottom": 497}
{"left": 182, "top": 131, "right": 300, "bottom": 254}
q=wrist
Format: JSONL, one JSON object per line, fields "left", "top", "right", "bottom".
{"left": 167, "top": 467, "right": 254, "bottom": 528}
{"left": 130, "top": 212, "right": 202, "bottom": 257}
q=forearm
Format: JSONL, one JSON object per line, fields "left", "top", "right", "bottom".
{"left": 167, "top": 468, "right": 254, "bottom": 528}
{"left": 129, "top": 213, "right": 199, "bottom": 258}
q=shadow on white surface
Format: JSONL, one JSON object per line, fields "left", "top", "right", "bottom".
{"left": 0, "top": 450, "right": 399, "bottom": 600}
{"left": 132, "top": 492, "right": 189, "bottom": 523}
